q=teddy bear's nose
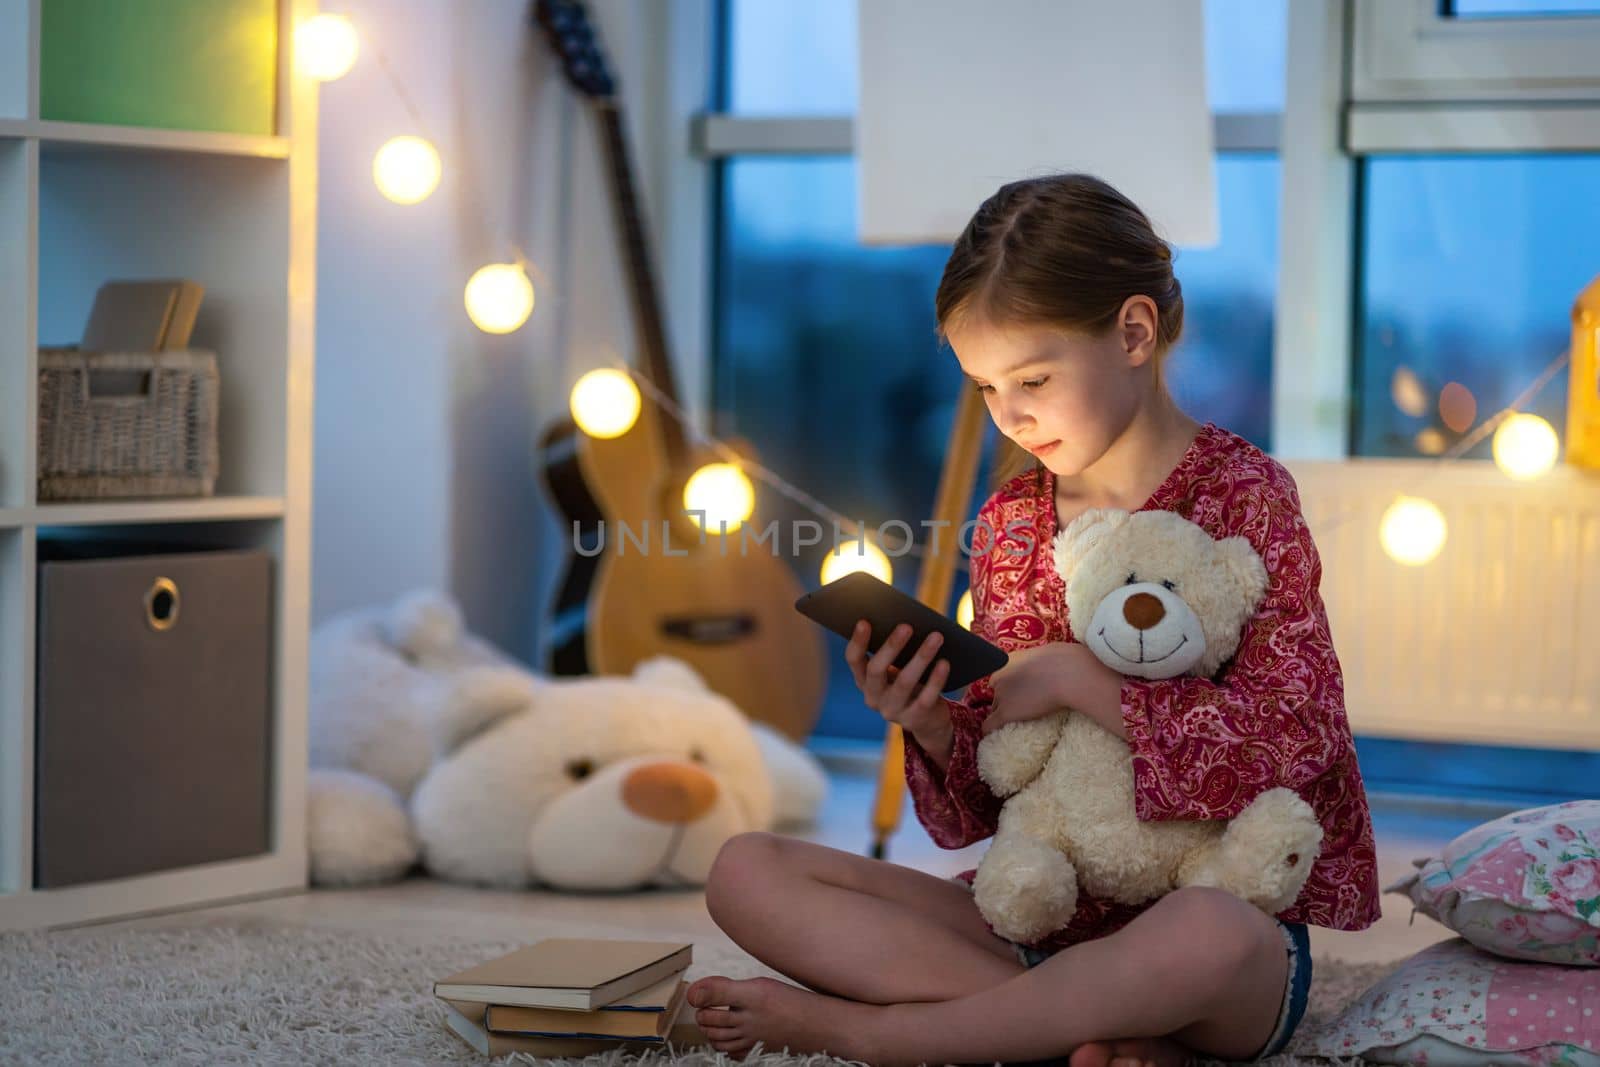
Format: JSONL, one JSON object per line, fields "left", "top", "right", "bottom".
{"left": 1122, "top": 592, "right": 1166, "bottom": 630}
{"left": 622, "top": 762, "right": 719, "bottom": 824}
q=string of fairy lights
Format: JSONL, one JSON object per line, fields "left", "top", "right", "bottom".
{"left": 295, "top": 12, "right": 1578, "bottom": 628}
{"left": 295, "top": 15, "right": 538, "bottom": 335}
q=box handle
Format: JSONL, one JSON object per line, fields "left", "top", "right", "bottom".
{"left": 145, "top": 577, "right": 180, "bottom": 632}
{"left": 76, "top": 357, "right": 165, "bottom": 406}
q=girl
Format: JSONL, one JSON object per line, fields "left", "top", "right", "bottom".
{"left": 685, "top": 173, "right": 1381, "bottom": 1067}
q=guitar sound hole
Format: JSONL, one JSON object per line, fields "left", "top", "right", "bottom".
{"left": 660, "top": 615, "right": 758, "bottom": 645}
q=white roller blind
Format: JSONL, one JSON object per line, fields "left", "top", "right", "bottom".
{"left": 857, "top": 0, "right": 1218, "bottom": 248}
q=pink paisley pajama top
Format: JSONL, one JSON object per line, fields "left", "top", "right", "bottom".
{"left": 901, "top": 423, "right": 1383, "bottom": 952}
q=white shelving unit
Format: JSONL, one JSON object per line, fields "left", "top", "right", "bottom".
{"left": 0, "top": 117, "right": 291, "bottom": 159}
{"left": 0, "top": 0, "right": 316, "bottom": 930}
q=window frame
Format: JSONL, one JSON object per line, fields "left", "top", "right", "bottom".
{"left": 1349, "top": 0, "right": 1600, "bottom": 154}
{"left": 691, "top": 114, "right": 1282, "bottom": 156}
{"left": 664, "top": 0, "right": 1595, "bottom": 466}
{"left": 1351, "top": 0, "right": 1600, "bottom": 104}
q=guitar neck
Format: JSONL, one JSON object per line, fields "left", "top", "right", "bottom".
{"left": 593, "top": 101, "right": 687, "bottom": 465}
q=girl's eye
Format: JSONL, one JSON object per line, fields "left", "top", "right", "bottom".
{"left": 1125, "top": 572, "right": 1137, "bottom": 585}
{"left": 1161, "top": 580, "right": 1177, "bottom": 591}
{"left": 970, "top": 379, "right": 1045, "bottom": 394}
{"left": 566, "top": 758, "right": 595, "bottom": 781}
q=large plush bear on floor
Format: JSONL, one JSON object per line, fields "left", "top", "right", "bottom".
{"left": 972, "top": 509, "right": 1325, "bottom": 944}
{"left": 306, "top": 590, "right": 828, "bottom": 890}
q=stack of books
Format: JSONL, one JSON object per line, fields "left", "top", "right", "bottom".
{"left": 434, "top": 938, "right": 702, "bottom": 1057}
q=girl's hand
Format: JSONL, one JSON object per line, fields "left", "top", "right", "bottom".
{"left": 844, "top": 620, "right": 951, "bottom": 737}
{"left": 982, "top": 642, "right": 1126, "bottom": 738}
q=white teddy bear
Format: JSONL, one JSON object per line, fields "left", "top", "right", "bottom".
{"left": 307, "top": 590, "right": 535, "bottom": 886}
{"left": 306, "top": 590, "right": 828, "bottom": 889}
{"left": 972, "top": 509, "right": 1325, "bottom": 945}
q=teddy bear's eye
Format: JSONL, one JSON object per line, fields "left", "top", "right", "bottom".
{"left": 1124, "top": 572, "right": 1138, "bottom": 585}
{"left": 565, "top": 758, "right": 595, "bottom": 781}
{"left": 689, "top": 747, "right": 707, "bottom": 764}
{"left": 1161, "top": 579, "right": 1177, "bottom": 591}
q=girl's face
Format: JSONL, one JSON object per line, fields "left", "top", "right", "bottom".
{"left": 946, "top": 309, "right": 1151, "bottom": 478}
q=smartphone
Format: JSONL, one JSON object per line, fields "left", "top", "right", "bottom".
{"left": 793, "top": 571, "right": 1008, "bottom": 693}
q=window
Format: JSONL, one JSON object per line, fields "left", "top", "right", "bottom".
{"left": 1447, "top": 0, "right": 1600, "bottom": 17}
{"left": 724, "top": 0, "right": 855, "bottom": 114}
{"left": 724, "top": 0, "right": 1289, "bottom": 116}
{"left": 703, "top": 1, "right": 1600, "bottom": 800}
{"left": 1353, "top": 154, "right": 1600, "bottom": 459}
{"left": 1167, "top": 157, "right": 1280, "bottom": 450}
{"left": 711, "top": 2, "right": 1287, "bottom": 740}
{"left": 714, "top": 158, "right": 959, "bottom": 535}
{"left": 1203, "top": 0, "right": 1287, "bottom": 112}
{"left": 713, "top": 155, "right": 989, "bottom": 740}
{"left": 1351, "top": 0, "right": 1600, "bottom": 104}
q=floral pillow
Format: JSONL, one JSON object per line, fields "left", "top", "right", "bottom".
{"left": 1303, "top": 938, "right": 1600, "bottom": 1066}
{"left": 1387, "top": 800, "right": 1600, "bottom": 966}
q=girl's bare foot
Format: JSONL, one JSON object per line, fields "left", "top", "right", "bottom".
{"left": 687, "top": 975, "right": 878, "bottom": 1062}
{"left": 687, "top": 978, "right": 1192, "bottom": 1067}
{"left": 1068, "top": 1036, "right": 1191, "bottom": 1067}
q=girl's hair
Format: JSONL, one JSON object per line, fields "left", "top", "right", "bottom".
{"left": 934, "top": 173, "right": 1185, "bottom": 490}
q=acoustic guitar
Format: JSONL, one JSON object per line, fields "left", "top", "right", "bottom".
{"left": 533, "top": 0, "right": 827, "bottom": 741}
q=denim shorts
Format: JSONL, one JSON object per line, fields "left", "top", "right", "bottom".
{"left": 1012, "top": 918, "right": 1312, "bottom": 1061}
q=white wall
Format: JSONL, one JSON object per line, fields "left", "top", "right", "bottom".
{"left": 311, "top": 0, "right": 709, "bottom": 662}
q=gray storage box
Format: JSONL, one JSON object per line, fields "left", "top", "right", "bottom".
{"left": 34, "top": 545, "right": 273, "bottom": 889}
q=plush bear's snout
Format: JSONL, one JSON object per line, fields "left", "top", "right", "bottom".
{"left": 1122, "top": 592, "right": 1166, "bottom": 630}
{"left": 1087, "top": 585, "right": 1207, "bottom": 680}
{"left": 622, "top": 762, "right": 720, "bottom": 824}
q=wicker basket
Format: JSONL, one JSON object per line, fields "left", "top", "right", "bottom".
{"left": 37, "top": 348, "right": 220, "bottom": 501}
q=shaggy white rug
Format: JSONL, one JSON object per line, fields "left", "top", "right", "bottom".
{"left": 0, "top": 919, "right": 1392, "bottom": 1066}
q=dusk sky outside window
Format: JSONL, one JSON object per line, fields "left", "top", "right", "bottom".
{"left": 710, "top": 0, "right": 1600, "bottom": 803}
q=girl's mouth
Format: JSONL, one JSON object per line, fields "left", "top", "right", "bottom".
{"left": 1028, "top": 440, "right": 1060, "bottom": 457}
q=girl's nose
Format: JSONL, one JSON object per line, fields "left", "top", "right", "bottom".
{"left": 997, "top": 398, "right": 1033, "bottom": 435}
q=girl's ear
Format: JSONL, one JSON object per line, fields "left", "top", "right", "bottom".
{"left": 1119, "top": 295, "right": 1159, "bottom": 368}
{"left": 1054, "top": 508, "right": 1132, "bottom": 578}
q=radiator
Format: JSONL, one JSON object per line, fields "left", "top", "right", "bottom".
{"left": 1286, "top": 460, "right": 1600, "bottom": 750}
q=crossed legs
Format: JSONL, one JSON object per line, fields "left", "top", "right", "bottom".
{"left": 688, "top": 832, "right": 1290, "bottom": 1067}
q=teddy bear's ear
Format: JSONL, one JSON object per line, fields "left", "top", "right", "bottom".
{"left": 383, "top": 589, "right": 463, "bottom": 661}
{"left": 433, "top": 667, "right": 539, "bottom": 753}
{"left": 1216, "top": 535, "right": 1269, "bottom": 608}
{"left": 631, "top": 656, "right": 708, "bottom": 693}
{"left": 1053, "top": 508, "right": 1132, "bottom": 578}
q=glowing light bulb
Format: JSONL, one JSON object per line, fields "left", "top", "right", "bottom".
{"left": 1438, "top": 382, "right": 1477, "bottom": 434}
{"left": 569, "top": 368, "right": 641, "bottom": 440}
{"left": 820, "top": 539, "right": 893, "bottom": 585}
{"left": 956, "top": 589, "right": 974, "bottom": 630}
{"left": 1414, "top": 428, "right": 1447, "bottom": 456}
{"left": 296, "top": 14, "right": 358, "bottom": 81}
{"left": 1391, "top": 366, "right": 1428, "bottom": 418}
{"left": 1492, "top": 413, "right": 1559, "bottom": 481}
{"left": 464, "top": 263, "right": 535, "bottom": 334}
{"left": 683, "top": 463, "right": 755, "bottom": 534}
{"left": 1380, "top": 497, "right": 1447, "bottom": 567}
{"left": 373, "top": 136, "right": 441, "bottom": 204}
